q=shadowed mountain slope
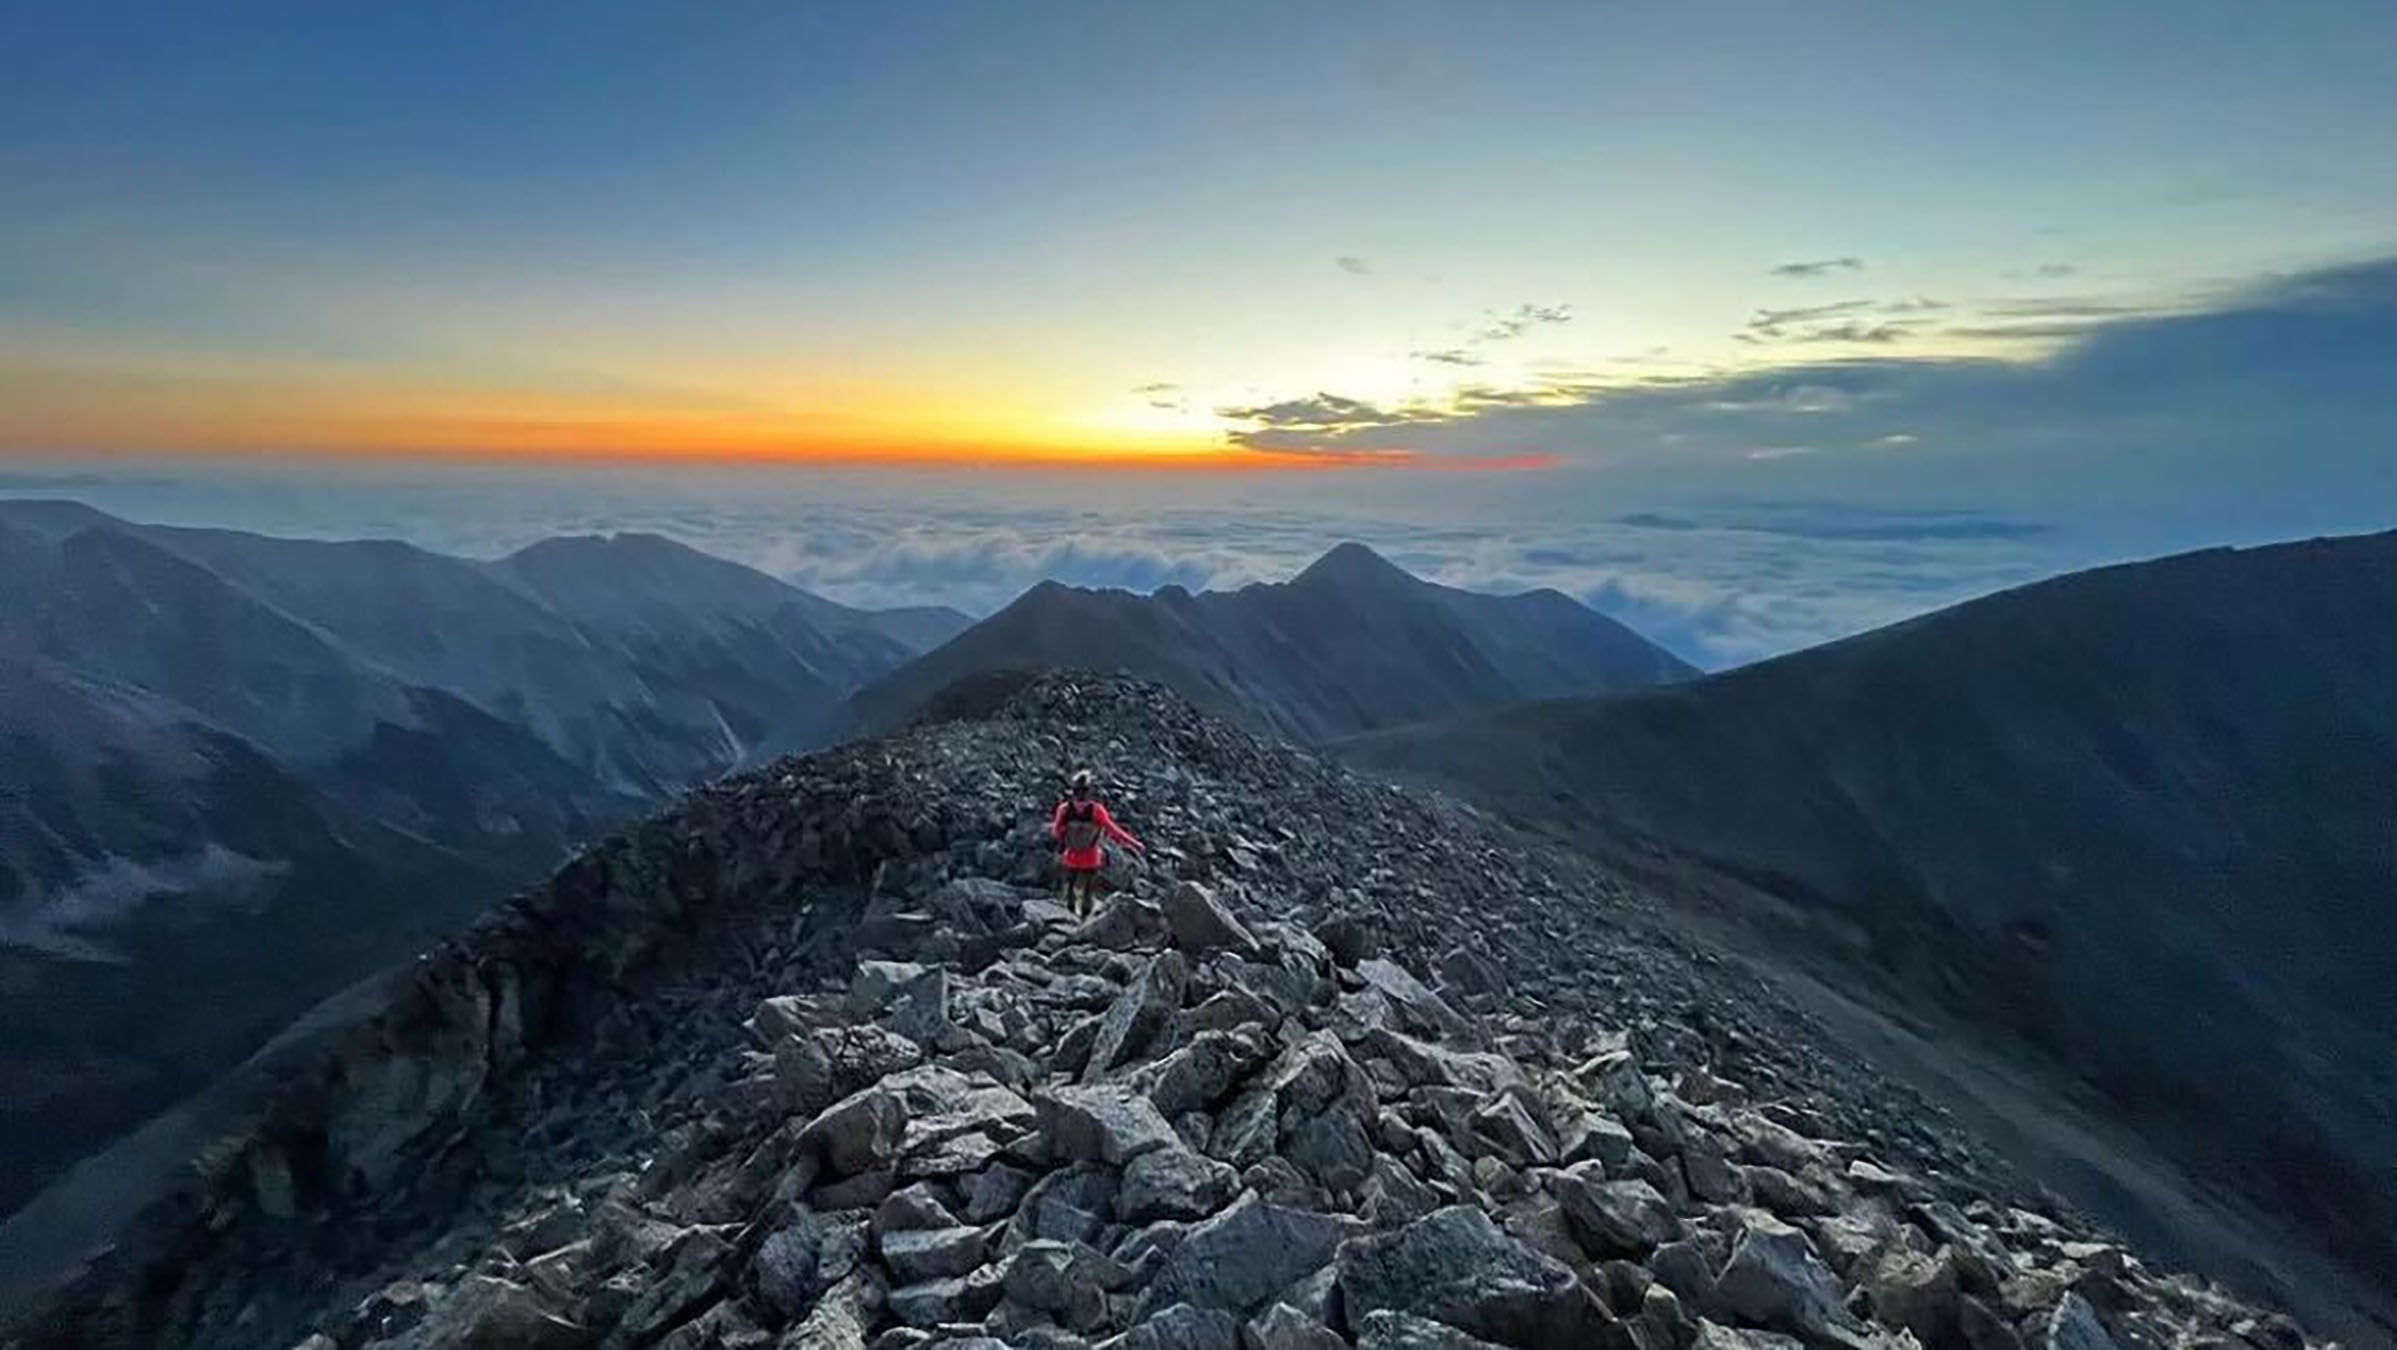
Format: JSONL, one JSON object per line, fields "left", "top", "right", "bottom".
{"left": 0, "top": 501, "right": 956, "bottom": 1218}
{"left": 850, "top": 541, "right": 1696, "bottom": 742}
{"left": 0, "top": 674, "right": 2333, "bottom": 1350}
{"left": 1341, "top": 531, "right": 2397, "bottom": 1311}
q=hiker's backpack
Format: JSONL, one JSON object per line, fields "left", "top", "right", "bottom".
{"left": 1062, "top": 800, "right": 1102, "bottom": 851}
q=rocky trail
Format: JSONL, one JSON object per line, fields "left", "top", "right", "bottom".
{"left": 5, "top": 675, "right": 2323, "bottom": 1350}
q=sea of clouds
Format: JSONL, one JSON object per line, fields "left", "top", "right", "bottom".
{"left": 0, "top": 458, "right": 2223, "bottom": 670}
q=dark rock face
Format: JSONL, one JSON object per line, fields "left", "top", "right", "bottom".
{"left": 0, "top": 675, "right": 2329, "bottom": 1350}
{"left": 1340, "top": 530, "right": 2397, "bottom": 1319}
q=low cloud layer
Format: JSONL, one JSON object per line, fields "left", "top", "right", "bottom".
{"left": 0, "top": 461, "right": 2206, "bottom": 671}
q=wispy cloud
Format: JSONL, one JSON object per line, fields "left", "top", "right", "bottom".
{"left": 1769, "top": 256, "right": 1864, "bottom": 278}
{"left": 1741, "top": 297, "right": 1951, "bottom": 345}
{"left": 1335, "top": 255, "right": 1373, "bottom": 276}
{"left": 1411, "top": 348, "right": 1484, "bottom": 367}
{"left": 1132, "top": 380, "right": 1186, "bottom": 411}
{"left": 1475, "top": 302, "right": 1573, "bottom": 341}
{"left": 1750, "top": 300, "right": 1877, "bottom": 330}
{"left": 1216, "top": 391, "right": 1406, "bottom": 430}
{"left": 2004, "top": 263, "right": 2078, "bottom": 281}
{"left": 1407, "top": 302, "right": 1573, "bottom": 368}
{"left": 1982, "top": 297, "right": 2158, "bottom": 319}
{"left": 1788, "top": 320, "right": 1914, "bottom": 344}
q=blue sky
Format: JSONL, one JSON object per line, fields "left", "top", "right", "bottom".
{"left": 1, "top": 0, "right": 2391, "bottom": 662}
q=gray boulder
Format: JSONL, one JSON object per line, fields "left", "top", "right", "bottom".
{"left": 1335, "top": 1204, "right": 1611, "bottom": 1347}
{"left": 850, "top": 961, "right": 931, "bottom": 1018}
{"left": 782, "top": 1271, "right": 878, "bottom": 1350}
{"left": 887, "top": 965, "right": 955, "bottom": 1048}
{"left": 1075, "top": 895, "right": 1170, "bottom": 951}
{"left": 875, "top": 1182, "right": 960, "bottom": 1235}
{"left": 1716, "top": 1213, "right": 1854, "bottom": 1340}
{"left": 801, "top": 1086, "right": 908, "bottom": 1176}
{"left": 1553, "top": 1169, "right": 1682, "bottom": 1259}
{"left": 880, "top": 1224, "right": 989, "bottom": 1283}
{"left": 1553, "top": 1107, "right": 1635, "bottom": 1171}
{"left": 1245, "top": 1301, "right": 1347, "bottom": 1350}
{"left": 1087, "top": 952, "right": 1190, "bottom": 1082}
{"left": 1354, "top": 959, "right": 1477, "bottom": 1047}
{"left": 1163, "top": 881, "right": 1263, "bottom": 958}
{"left": 757, "top": 1210, "right": 872, "bottom": 1319}
{"left": 1353, "top": 1309, "right": 1513, "bottom": 1350}
{"left": 1468, "top": 1093, "right": 1556, "bottom": 1168}
{"left": 750, "top": 994, "right": 817, "bottom": 1044}
{"left": 1039, "top": 1084, "right": 1183, "bottom": 1164}
{"left": 1112, "top": 1302, "right": 1243, "bottom": 1350}
{"left": 1004, "top": 1239, "right": 1123, "bottom": 1333}
{"left": 1136, "top": 1030, "right": 1274, "bottom": 1119}
{"left": 1861, "top": 1244, "right": 1962, "bottom": 1346}
{"left": 887, "top": 1263, "right": 1008, "bottom": 1327}
{"left": 965, "top": 1161, "right": 1041, "bottom": 1223}
{"left": 1312, "top": 913, "right": 1380, "bottom": 968}
{"left": 2044, "top": 1294, "right": 2119, "bottom": 1350}
{"left": 1694, "top": 1323, "right": 1806, "bottom": 1350}
{"left": 1148, "top": 1191, "right": 1369, "bottom": 1316}
{"left": 1120, "top": 1144, "right": 1242, "bottom": 1223}
{"left": 376, "top": 1276, "right": 590, "bottom": 1350}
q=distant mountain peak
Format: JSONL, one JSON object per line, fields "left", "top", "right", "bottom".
{"left": 1294, "top": 540, "right": 1417, "bottom": 589}
{"left": 504, "top": 530, "right": 698, "bottom": 565}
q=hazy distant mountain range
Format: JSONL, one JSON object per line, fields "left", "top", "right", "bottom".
{"left": 849, "top": 539, "right": 1697, "bottom": 741}
{"left": 1343, "top": 531, "right": 2397, "bottom": 1307}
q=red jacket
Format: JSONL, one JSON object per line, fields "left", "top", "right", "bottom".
{"left": 1053, "top": 797, "right": 1141, "bottom": 870}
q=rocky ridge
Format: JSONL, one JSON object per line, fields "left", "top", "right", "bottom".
{"left": 5, "top": 675, "right": 2322, "bottom": 1350}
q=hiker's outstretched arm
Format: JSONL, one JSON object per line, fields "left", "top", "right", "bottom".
{"left": 1095, "top": 803, "right": 1142, "bottom": 848}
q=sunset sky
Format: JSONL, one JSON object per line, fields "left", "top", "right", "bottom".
{"left": 3, "top": 1, "right": 2392, "bottom": 664}
{"left": 5, "top": 0, "right": 2392, "bottom": 465}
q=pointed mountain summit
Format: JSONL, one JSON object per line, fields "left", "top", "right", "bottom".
{"left": 848, "top": 543, "right": 1694, "bottom": 742}
{"left": 1290, "top": 538, "right": 1420, "bottom": 590}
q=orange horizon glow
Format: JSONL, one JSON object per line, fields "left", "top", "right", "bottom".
{"left": 0, "top": 372, "right": 1562, "bottom": 472}
{"left": 0, "top": 417, "right": 1561, "bottom": 474}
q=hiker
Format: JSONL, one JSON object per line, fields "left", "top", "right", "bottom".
{"left": 1052, "top": 768, "right": 1144, "bottom": 917}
